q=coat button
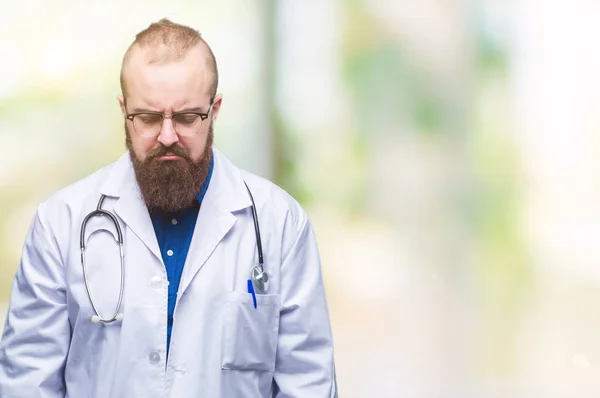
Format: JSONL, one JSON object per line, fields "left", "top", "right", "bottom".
{"left": 167, "top": 249, "right": 174, "bottom": 257}
{"left": 149, "top": 351, "right": 161, "bottom": 364}
{"left": 150, "top": 276, "right": 163, "bottom": 289}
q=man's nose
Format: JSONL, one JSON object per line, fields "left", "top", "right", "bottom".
{"left": 157, "top": 117, "right": 179, "bottom": 147}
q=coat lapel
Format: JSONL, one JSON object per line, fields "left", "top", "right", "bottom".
{"left": 113, "top": 195, "right": 162, "bottom": 262}
{"left": 177, "top": 199, "right": 236, "bottom": 295}
{"left": 177, "top": 148, "right": 252, "bottom": 296}
{"left": 98, "top": 149, "right": 252, "bottom": 295}
{"left": 99, "top": 153, "right": 162, "bottom": 262}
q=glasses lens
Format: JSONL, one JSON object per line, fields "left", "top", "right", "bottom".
{"left": 133, "top": 114, "right": 162, "bottom": 137}
{"left": 173, "top": 113, "right": 204, "bottom": 136}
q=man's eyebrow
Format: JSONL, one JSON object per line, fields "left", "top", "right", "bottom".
{"left": 128, "top": 106, "right": 208, "bottom": 114}
{"left": 175, "top": 107, "right": 208, "bottom": 113}
{"left": 129, "top": 107, "right": 160, "bottom": 113}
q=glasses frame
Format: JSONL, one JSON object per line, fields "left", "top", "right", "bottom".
{"left": 126, "top": 102, "right": 214, "bottom": 138}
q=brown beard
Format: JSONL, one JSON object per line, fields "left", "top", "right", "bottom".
{"left": 125, "top": 123, "right": 213, "bottom": 213}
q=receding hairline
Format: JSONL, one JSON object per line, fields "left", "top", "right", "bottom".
{"left": 119, "top": 19, "right": 219, "bottom": 99}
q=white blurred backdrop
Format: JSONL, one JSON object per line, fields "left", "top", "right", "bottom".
{"left": 2, "top": 1, "right": 600, "bottom": 396}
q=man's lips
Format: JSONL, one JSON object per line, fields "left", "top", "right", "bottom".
{"left": 157, "top": 154, "right": 183, "bottom": 160}
{"left": 153, "top": 151, "right": 186, "bottom": 161}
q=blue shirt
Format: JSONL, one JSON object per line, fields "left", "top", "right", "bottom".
{"left": 150, "top": 156, "right": 214, "bottom": 352}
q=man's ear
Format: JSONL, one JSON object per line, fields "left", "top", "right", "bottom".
{"left": 210, "top": 93, "right": 223, "bottom": 121}
{"left": 117, "top": 95, "right": 127, "bottom": 117}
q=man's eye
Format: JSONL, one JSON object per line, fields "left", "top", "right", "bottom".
{"left": 175, "top": 114, "right": 200, "bottom": 125}
{"left": 138, "top": 115, "right": 161, "bottom": 124}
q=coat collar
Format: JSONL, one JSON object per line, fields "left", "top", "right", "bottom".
{"left": 97, "top": 147, "right": 253, "bottom": 275}
{"left": 98, "top": 147, "right": 252, "bottom": 213}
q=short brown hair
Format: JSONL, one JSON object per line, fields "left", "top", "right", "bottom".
{"left": 120, "top": 18, "right": 218, "bottom": 99}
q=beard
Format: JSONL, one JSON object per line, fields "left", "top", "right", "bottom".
{"left": 125, "top": 123, "right": 214, "bottom": 213}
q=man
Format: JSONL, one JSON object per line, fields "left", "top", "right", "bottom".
{"left": 0, "top": 19, "right": 337, "bottom": 397}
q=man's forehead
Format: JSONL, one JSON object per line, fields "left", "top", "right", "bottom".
{"left": 127, "top": 97, "right": 208, "bottom": 112}
{"left": 123, "top": 43, "right": 208, "bottom": 73}
{"left": 123, "top": 48, "right": 211, "bottom": 89}
{"left": 124, "top": 70, "right": 212, "bottom": 110}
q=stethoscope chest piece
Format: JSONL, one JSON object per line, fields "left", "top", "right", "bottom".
{"left": 251, "top": 265, "right": 269, "bottom": 293}
{"left": 245, "top": 181, "right": 269, "bottom": 294}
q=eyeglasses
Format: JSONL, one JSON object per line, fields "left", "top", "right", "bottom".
{"left": 126, "top": 103, "right": 213, "bottom": 138}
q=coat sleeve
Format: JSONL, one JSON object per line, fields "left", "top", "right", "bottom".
{"left": 0, "top": 203, "right": 70, "bottom": 398}
{"left": 273, "top": 213, "right": 338, "bottom": 398}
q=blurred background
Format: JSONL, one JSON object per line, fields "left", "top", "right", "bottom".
{"left": 2, "top": 0, "right": 600, "bottom": 396}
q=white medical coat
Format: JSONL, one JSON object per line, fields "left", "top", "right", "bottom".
{"left": 0, "top": 148, "right": 337, "bottom": 397}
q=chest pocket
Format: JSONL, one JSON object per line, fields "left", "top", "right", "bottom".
{"left": 221, "top": 291, "right": 280, "bottom": 372}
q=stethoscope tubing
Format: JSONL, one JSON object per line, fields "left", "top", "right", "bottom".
{"left": 80, "top": 181, "right": 267, "bottom": 323}
{"left": 80, "top": 194, "right": 125, "bottom": 323}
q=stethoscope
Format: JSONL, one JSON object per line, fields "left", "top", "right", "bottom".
{"left": 79, "top": 181, "right": 268, "bottom": 324}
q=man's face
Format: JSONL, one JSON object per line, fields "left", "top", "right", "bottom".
{"left": 118, "top": 45, "right": 222, "bottom": 212}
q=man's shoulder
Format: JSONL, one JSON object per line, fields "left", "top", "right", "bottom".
{"left": 238, "top": 168, "right": 309, "bottom": 229}
{"left": 239, "top": 170, "right": 297, "bottom": 206}
{"left": 41, "top": 153, "right": 126, "bottom": 211}
{"left": 214, "top": 148, "right": 308, "bottom": 228}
